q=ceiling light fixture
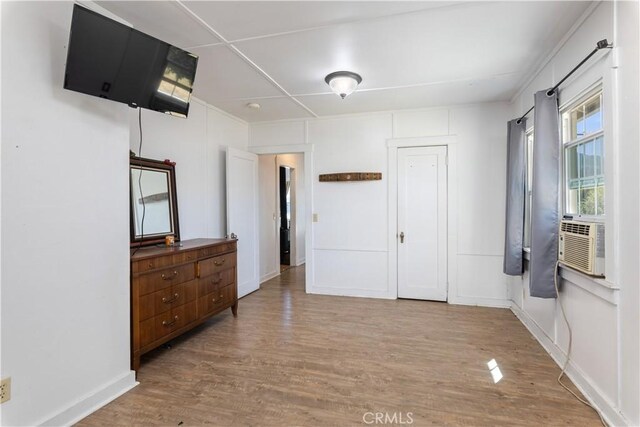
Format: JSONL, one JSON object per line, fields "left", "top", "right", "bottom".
{"left": 324, "top": 71, "right": 362, "bottom": 99}
{"left": 246, "top": 102, "right": 261, "bottom": 109}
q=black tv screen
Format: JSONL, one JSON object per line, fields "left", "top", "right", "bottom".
{"left": 64, "top": 5, "right": 198, "bottom": 117}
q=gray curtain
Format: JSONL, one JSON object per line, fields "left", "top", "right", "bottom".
{"left": 503, "top": 119, "right": 527, "bottom": 275}
{"left": 530, "top": 89, "right": 560, "bottom": 298}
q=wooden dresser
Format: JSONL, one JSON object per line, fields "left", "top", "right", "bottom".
{"left": 130, "top": 238, "right": 238, "bottom": 370}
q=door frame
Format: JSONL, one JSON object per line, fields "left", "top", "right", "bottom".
{"left": 387, "top": 136, "right": 458, "bottom": 303}
{"left": 250, "top": 144, "right": 313, "bottom": 295}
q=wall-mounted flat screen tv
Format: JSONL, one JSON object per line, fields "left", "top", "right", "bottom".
{"left": 64, "top": 5, "right": 198, "bottom": 117}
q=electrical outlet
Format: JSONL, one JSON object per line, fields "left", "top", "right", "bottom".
{"left": 313, "top": 213, "right": 319, "bottom": 223}
{"left": 0, "top": 377, "right": 11, "bottom": 403}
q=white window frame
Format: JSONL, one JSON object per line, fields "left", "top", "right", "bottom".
{"left": 560, "top": 84, "right": 605, "bottom": 222}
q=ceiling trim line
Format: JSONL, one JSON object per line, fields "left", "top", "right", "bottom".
{"left": 173, "top": 0, "right": 319, "bottom": 118}
{"left": 211, "top": 71, "right": 521, "bottom": 102}
{"left": 224, "top": 1, "right": 483, "bottom": 45}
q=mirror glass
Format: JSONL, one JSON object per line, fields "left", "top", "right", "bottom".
{"left": 130, "top": 157, "right": 180, "bottom": 246}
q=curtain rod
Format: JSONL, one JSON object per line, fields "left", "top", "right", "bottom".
{"left": 515, "top": 39, "right": 613, "bottom": 125}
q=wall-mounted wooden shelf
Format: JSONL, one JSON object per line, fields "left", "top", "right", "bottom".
{"left": 319, "top": 172, "right": 382, "bottom": 182}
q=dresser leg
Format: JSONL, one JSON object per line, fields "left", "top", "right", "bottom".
{"left": 232, "top": 301, "right": 238, "bottom": 317}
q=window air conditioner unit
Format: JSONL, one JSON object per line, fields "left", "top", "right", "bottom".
{"left": 558, "top": 220, "right": 605, "bottom": 277}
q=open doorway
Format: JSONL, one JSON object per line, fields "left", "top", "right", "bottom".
{"left": 258, "top": 153, "right": 306, "bottom": 284}
{"left": 279, "top": 166, "right": 292, "bottom": 271}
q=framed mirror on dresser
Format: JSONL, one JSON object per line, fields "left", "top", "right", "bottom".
{"left": 130, "top": 156, "right": 180, "bottom": 246}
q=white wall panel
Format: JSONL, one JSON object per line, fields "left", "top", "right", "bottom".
{"left": 556, "top": 284, "right": 619, "bottom": 405}
{"left": 250, "top": 121, "right": 306, "bottom": 147}
{"left": 130, "top": 99, "right": 248, "bottom": 241}
{"left": 1, "top": 2, "right": 134, "bottom": 424}
{"left": 313, "top": 250, "right": 389, "bottom": 296}
{"left": 392, "top": 108, "right": 449, "bottom": 138}
{"left": 456, "top": 255, "right": 507, "bottom": 301}
{"left": 130, "top": 102, "right": 208, "bottom": 240}
{"left": 451, "top": 104, "right": 510, "bottom": 256}
{"left": 309, "top": 115, "right": 391, "bottom": 251}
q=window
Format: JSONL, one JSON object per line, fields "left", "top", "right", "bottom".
{"left": 523, "top": 130, "right": 534, "bottom": 248}
{"left": 562, "top": 89, "right": 604, "bottom": 217}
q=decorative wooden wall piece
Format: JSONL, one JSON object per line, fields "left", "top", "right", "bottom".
{"left": 319, "top": 172, "right": 382, "bottom": 182}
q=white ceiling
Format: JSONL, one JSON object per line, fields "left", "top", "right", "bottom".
{"left": 97, "top": 1, "right": 593, "bottom": 122}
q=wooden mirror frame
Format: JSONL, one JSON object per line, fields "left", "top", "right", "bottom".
{"left": 130, "top": 156, "right": 180, "bottom": 247}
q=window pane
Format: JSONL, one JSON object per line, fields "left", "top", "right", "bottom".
{"left": 596, "top": 184, "right": 605, "bottom": 215}
{"left": 580, "top": 187, "right": 596, "bottom": 215}
{"left": 584, "top": 95, "right": 602, "bottom": 134}
{"left": 568, "top": 189, "right": 579, "bottom": 215}
{"left": 572, "top": 105, "right": 585, "bottom": 140}
{"left": 566, "top": 145, "right": 578, "bottom": 181}
{"left": 594, "top": 136, "right": 604, "bottom": 175}
{"left": 577, "top": 143, "right": 585, "bottom": 178}
{"left": 583, "top": 140, "right": 595, "bottom": 177}
{"left": 157, "top": 80, "right": 175, "bottom": 97}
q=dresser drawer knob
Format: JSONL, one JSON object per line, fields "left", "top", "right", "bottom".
{"left": 162, "top": 293, "right": 179, "bottom": 304}
{"left": 219, "top": 293, "right": 223, "bottom": 298}
{"left": 148, "top": 262, "right": 154, "bottom": 268}
{"left": 162, "top": 315, "right": 178, "bottom": 327}
{"left": 213, "top": 258, "right": 226, "bottom": 267}
{"left": 212, "top": 297, "right": 216, "bottom": 302}
{"left": 161, "top": 271, "right": 179, "bottom": 280}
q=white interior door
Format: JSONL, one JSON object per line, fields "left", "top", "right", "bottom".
{"left": 397, "top": 146, "right": 447, "bottom": 301}
{"left": 226, "top": 147, "right": 259, "bottom": 298}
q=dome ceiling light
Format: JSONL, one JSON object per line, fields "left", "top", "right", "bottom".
{"left": 324, "top": 71, "right": 362, "bottom": 99}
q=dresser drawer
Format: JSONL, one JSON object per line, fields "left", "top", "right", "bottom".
{"left": 197, "top": 242, "right": 236, "bottom": 259}
{"left": 198, "top": 253, "right": 236, "bottom": 278}
{"left": 139, "top": 279, "right": 198, "bottom": 321}
{"left": 198, "top": 269, "right": 234, "bottom": 296}
{"left": 133, "top": 255, "right": 173, "bottom": 274}
{"left": 139, "top": 301, "right": 198, "bottom": 348}
{"left": 198, "top": 283, "right": 236, "bottom": 318}
{"left": 137, "top": 263, "right": 196, "bottom": 296}
{"left": 132, "top": 251, "right": 199, "bottom": 274}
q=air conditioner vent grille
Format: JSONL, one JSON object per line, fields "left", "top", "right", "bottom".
{"left": 563, "top": 234, "right": 592, "bottom": 272}
{"left": 561, "top": 222, "right": 591, "bottom": 236}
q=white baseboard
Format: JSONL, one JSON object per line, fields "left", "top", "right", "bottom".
{"left": 449, "top": 295, "right": 511, "bottom": 308}
{"left": 295, "top": 258, "right": 306, "bottom": 266}
{"left": 309, "top": 286, "right": 395, "bottom": 300}
{"left": 39, "top": 370, "right": 137, "bottom": 426}
{"left": 510, "top": 303, "right": 628, "bottom": 427}
{"left": 260, "top": 270, "right": 280, "bottom": 284}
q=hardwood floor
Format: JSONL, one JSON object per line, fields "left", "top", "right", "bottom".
{"left": 80, "top": 266, "right": 599, "bottom": 426}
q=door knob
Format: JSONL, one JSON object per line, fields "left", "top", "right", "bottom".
{"left": 399, "top": 232, "right": 405, "bottom": 243}
{"left": 230, "top": 233, "right": 238, "bottom": 239}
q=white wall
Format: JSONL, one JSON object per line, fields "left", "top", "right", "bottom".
{"left": 129, "top": 98, "right": 248, "bottom": 240}
{"left": 250, "top": 101, "right": 511, "bottom": 304}
{"left": 1, "top": 2, "right": 136, "bottom": 425}
{"left": 508, "top": 2, "right": 639, "bottom": 425}
{"left": 258, "top": 153, "right": 305, "bottom": 283}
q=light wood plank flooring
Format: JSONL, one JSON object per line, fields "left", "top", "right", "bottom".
{"left": 80, "top": 266, "right": 599, "bottom": 426}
